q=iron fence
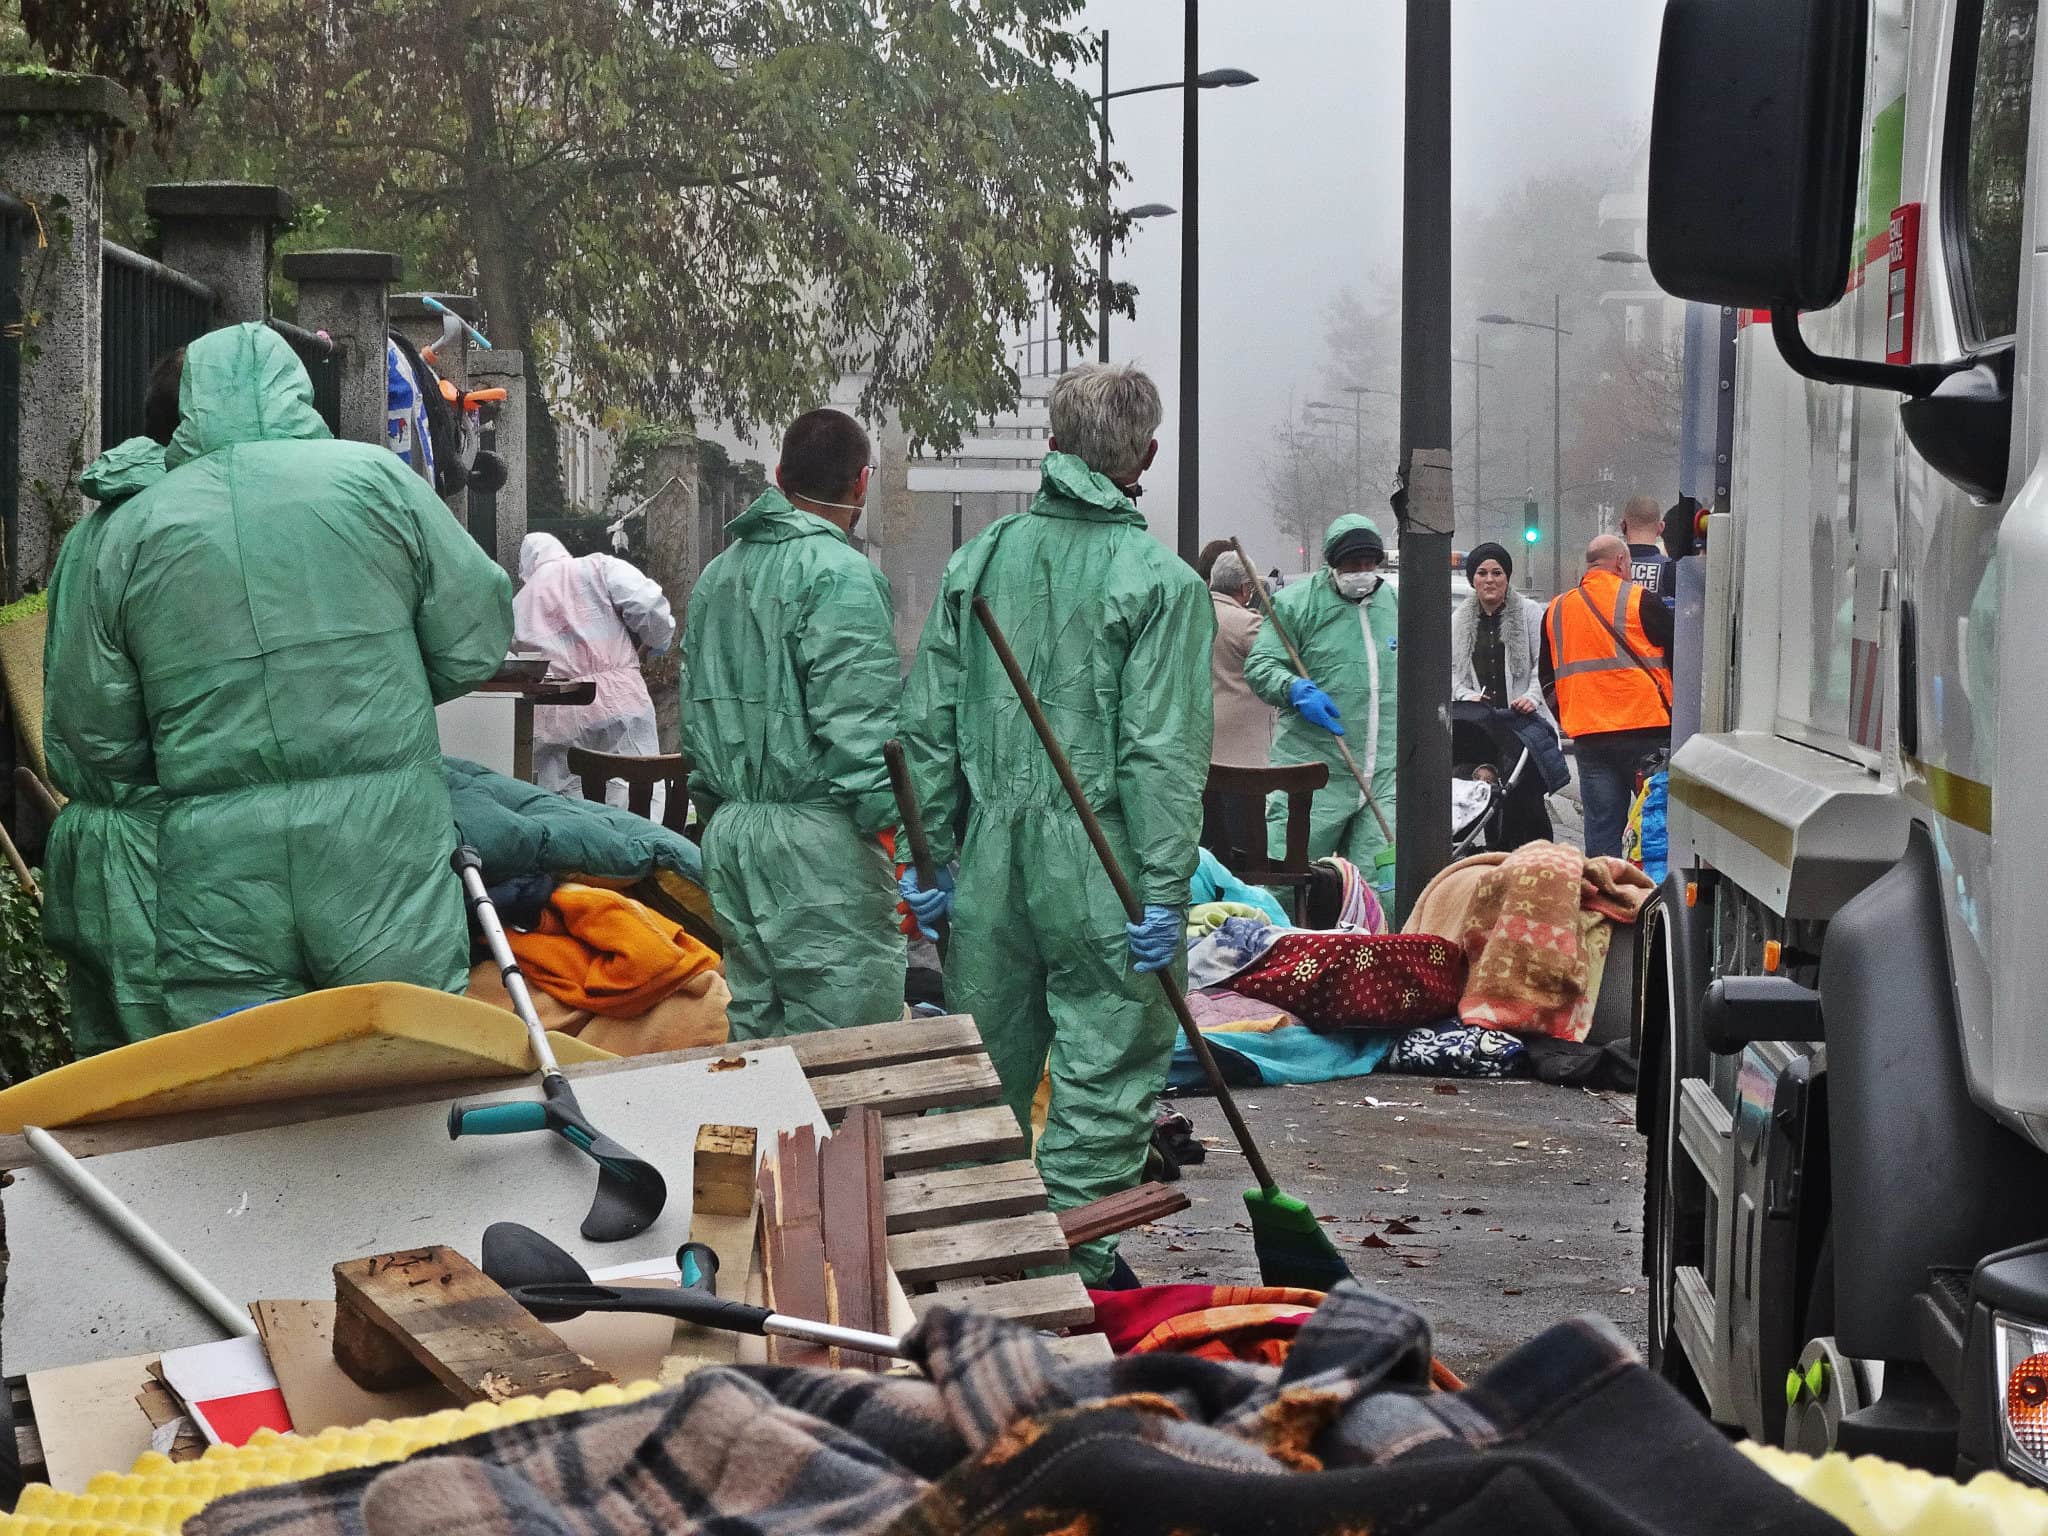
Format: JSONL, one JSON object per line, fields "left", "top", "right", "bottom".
{"left": 267, "top": 318, "right": 342, "bottom": 437}
{"left": 100, "top": 241, "right": 215, "bottom": 447}
{"left": 0, "top": 194, "right": 28, "bottom": 587}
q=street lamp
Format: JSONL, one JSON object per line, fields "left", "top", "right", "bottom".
{"left": 1596, "top": 250, "right": 1650, "bottom": 266}
{"left": 1307, "top": 384, "right": 1395, "bottom": 505}
{"left": 1092, "top": 32, "right": 1255, "bottom": 363}
{"left": 1090, "top": 22, "right": 1257, "bottom": 565}
{"left": 1480, "top": 298, "right": 1573, "bottom": 593}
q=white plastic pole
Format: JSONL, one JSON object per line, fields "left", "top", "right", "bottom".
{"left": 24, "top": 1125, "right": 257, "bottom": 1340}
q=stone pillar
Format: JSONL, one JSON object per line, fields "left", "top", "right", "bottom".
{"left": 645, "top": 436, "right": 699, "bottom": 752}
{"left": 469, "top": 347, "right": 527, "bottom": 575}
{"left": 389, "top": 292, "right": 476, "bottom": 519}
{"left": 280, "top": 249, "right": 401, "bottom": 446}
{"left": 0, "top": 75, "right": 136, "bottom": 593}
{"left": 144, "top": 182, "right": 294, "bottom": 325}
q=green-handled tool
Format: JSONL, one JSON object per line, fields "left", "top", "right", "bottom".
{"left": 447, "top": 847, "right": 668, "bottom": 1242}
{"left": 970, "top": 596, "right": 1352, "bottom": 1292}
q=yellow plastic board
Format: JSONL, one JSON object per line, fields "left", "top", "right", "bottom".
{"left": 0, "top": 984, "right": 611, "bottom": 1133}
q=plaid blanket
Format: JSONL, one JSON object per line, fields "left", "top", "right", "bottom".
{"left": 190, "top": 1285, "right": 1843, "bottom": 1536}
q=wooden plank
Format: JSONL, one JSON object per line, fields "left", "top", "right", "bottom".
{"left": 812, "top": 1053, "right": 1003, "bottom": 1120}
{"left": 691, "top": 1123, "right": 757, "bottom": 1217}
{"left": 1056, "top": 1182, "right": 1191, "bottom": 1247}
{"left": 882, "top": 1161, "right": 1046, "bottom": 1234}
{"left": 331, "top": 1247, "right": 613, "bottom": 1403}
{"left": 0, "top": 1016, "right": 989, "bottom": 1171}
{"left": 907, "top": 1274, "right": 1096, "bottom": 1330}
{"left": 880, "top": 1105, "right": 1026, "bottom": 1172}
{"left": 888, "top": 1211, "right": 1069, "bottom": 1285}
{"left": 757, "top": 1127, "right": 829, "bottom": 1367}
{"left": 818, "top": 1109, "right": 888, "bottom": 1371}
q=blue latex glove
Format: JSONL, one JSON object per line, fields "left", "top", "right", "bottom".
{"left": 1126, "top": 904, "right": 1183, "bottom": 974}
{"left": 897, "top": 865, "right": 955, "bottom": 939}
{"left": 1287, "top": 677, "right": 1346, "bottom": 736}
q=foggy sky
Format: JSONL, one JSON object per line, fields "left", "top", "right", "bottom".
{"left": 1075, "top": 1, "right": 1664, "bottom": 565}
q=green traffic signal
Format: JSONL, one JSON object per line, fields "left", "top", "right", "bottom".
{"left": 1523, "top": 526, "right": 1540, "bottom": 543}
{"left": 1521, "top": 497, "right": 1541, "bottom": 545}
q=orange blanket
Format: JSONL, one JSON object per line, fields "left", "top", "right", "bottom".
{"left": 1403, "top": 842, "right": 1654, "bottom": 1041}
{"left": 506, "top": 883, "right": 721, "bottom": 1019}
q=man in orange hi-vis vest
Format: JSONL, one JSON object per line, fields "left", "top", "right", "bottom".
{"left": 1540, "top": 534, "right": 1674, "bottom": 859}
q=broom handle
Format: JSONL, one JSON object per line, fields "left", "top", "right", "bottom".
{"left": 882, "top": 740, "right": 938, "bottom": 887}
{"left": 1230, "top": 539, "right": 1395, "bottom": 845}
{"left": 0, "top": 819, "right": 38, "bottom": 906}
{"left": 970, "top": 597, "right": 1277, "bottom": 1196}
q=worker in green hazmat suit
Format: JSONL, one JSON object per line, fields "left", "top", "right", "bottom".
{"left": 680, "top": 408, "right": 905, "bottom": 1040}
{"left": 41, "top": 423, "right": 169, "bottom": 1054}
{"left": 43, "top": 323, "right": 513, "bottom": 1032}
{"left": 1244, "top": 513, "right": 1400, "bottom": 905}
{"left": 897, "top": 362, "right": 1213, "bottom": 1285}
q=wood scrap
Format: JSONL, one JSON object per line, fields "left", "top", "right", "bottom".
{"left": 692, "top": 1123, "right": 758, "bottom": 1216}
{"left": 134, "top": 1378, "right": 206, "bottom": 1462}
{"left": 818, "top": 1108, "right": 889, "bottom": 1370}
{"left": 1056, "top": 1181, "right": 1192, "bottom": 1247}
{"left": 755, "top": 1126, "right": 830, "bottom": 1366}
{"left": 332, "top": 1246, "right": 613, "bottom": 1403}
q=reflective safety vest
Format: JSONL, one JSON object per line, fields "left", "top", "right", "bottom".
{"left": 1544, "top": 569, "right": 1672, "bottom": 738}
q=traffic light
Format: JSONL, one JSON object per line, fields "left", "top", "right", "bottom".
{"left": 1522, "top": 497, "right": 1542, "bottom": 545}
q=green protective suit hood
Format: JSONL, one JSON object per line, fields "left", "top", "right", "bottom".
{"left": 167, "top": 322, "right": 330, "bottom": 467}
{"left": 43, "top": 327, "right": 514, "bottom": 1037}
{"left": 41, "top": 438, "right": 171, "bottom": 1052}
{"left": 1244, "top": 521, "right": 1400, "bottom": 897}
{"left": 680, "top": 484, "right": 905, "bottom": 1039}
{"left": 898, "top": 448, "right": 1214, "bottom": 1285}
{"left": 1322, "top": 512, "right": 1385, "bottom": 561}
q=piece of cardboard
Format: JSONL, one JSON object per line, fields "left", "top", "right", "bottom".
{"left": 253, "top": 1297, "right": 678, "bottom": 1435}
{"left": 157, "top": 1335, "right": 293, "bottom": 1445}
{"left": 26, "top": 1352, "right": 159, "bottom": 1492}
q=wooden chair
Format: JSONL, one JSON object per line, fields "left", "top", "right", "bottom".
{"left": 1201, "top": 761, "right": 1330, "bottom": 924}
{"left": 566, "top": 748, "right": 694, "bottom": 838}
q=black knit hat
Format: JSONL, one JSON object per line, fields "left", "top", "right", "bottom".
{"left": 1464, "top": 541, "right": 1513, "bottom": 581}
{"left": 1324, "top": 523, "right": 1386, "bottom": 566}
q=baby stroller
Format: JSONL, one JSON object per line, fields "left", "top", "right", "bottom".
{"left": 1450, "top": 699, "right": 1568, "bottom": 856}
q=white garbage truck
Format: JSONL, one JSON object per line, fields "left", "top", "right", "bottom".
{"left": 1638, "top": 0, "right": 2048, "bottom": 1482}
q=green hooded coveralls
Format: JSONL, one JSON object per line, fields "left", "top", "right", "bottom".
{"left": 41, "top": 437, "right": 169, "bottom": 1053}
{"left": 898, "top": 452, "right": 1214, "bottom": 1284}
{"left": 44, "top": 324, "right": 513, "bottom": 1028}
{"left": 1244, "top": 513, "right": 1400, "bottom": 897}
{"left": 679, "top": 487, "right": 905, "bottom": 1039}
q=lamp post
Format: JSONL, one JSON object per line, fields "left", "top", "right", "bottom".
{"left": 1480, "top": 298, "right": 1572, "bottom": 594}
{"left": 1306, "top": 385, "right": 1393, "bottom": 505}
{"left": 1450, "top": 349, "right": 1494, "bottom": 539}
{"left": 1091, "top": 29, "right": 1254, "bottom": 366}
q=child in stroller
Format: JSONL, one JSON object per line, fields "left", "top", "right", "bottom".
{"left": 1449, "top": 698, "right": 1569, "bottom": 856}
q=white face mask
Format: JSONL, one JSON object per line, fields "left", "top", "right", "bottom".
{"left": 1334, "top": 570, "right": 1382, "bottom": 601}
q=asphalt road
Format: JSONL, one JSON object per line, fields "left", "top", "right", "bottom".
{"left": 1120, "top": 1075, "right": 1648, "bottom": 1377}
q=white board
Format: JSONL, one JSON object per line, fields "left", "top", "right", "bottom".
{"left": 3, "top": 1049, "right": 824, "bottom": 1376}
{"left": 906, "top": 467, "right": 1042, "bottom": 494}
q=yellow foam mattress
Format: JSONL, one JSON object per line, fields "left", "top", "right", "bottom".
{"left": 0, "top": 984, "right": 612, "bottom": 1133}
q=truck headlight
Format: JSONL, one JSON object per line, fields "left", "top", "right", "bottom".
{"left": 1994, "top": 1314, "right": 2048, "bottom": 1480}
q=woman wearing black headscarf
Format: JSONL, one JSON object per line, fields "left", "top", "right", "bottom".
{"left": 1452, "top": 542, "right": 1558, "bottom": 847}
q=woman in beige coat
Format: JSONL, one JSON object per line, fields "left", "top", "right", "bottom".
{"left": 1208, "top": 552, "right": 1275, "bottom": 767}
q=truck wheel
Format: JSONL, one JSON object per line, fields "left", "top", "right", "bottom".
{"left": 1645, "top": 988, "right": 1709, "bottom": 1409}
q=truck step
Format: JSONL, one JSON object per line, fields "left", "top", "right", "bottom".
{"left": 1677, "top": 1076, "right": 1733, "bottom": 1187}
{"left": 1675, "top": 1263, "right": 1719, "bottom": 1411}
{"left": 1913, "top": 1268, "right": 1972, "bottom": 1404}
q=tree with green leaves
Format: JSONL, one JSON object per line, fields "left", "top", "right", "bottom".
{"left": 108, "top": 0, "right": 1112, "bottom": 516}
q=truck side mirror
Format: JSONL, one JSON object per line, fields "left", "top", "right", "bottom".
{"left": 1647, "top": 0, "right": 1867, "bottom": 312}
{"left": 1648, "top": 0, "right": 1967, "bottom": 401}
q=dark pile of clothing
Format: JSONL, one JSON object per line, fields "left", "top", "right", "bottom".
{"left": 189, "top": 1287, "right": 1842, "bottom": 1536}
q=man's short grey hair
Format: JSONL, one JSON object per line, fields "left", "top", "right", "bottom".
{"left": 1049, "top": 362, "right": 1163, "bottom": 483}
{"left": 1209, "top": 551, "right": 1251, "bottom": 594}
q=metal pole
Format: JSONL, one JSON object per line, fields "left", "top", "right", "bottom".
{"left": 1472, "top": 326, "right": 1483, "bottom": 539}
{"left": 1551, "top": 291, "right": 1564, "bottom": 595}
{"left": 951, "top": 490, "right": 963, "bottom": 553}
{"left": 1178, "top": 0, "right": 1200, "bottom": 564}
{"left": 1098, "top": 32, "right": 1111, "bottom": 364}
{"left": 1351, "top": 395, "right": 1363, "bottom": 505}
{"left": 1396, "top": 0, "right": 1452, "bottom": 921}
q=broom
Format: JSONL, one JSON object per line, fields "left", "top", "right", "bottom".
{"left": 971, "top": 596, "right": 1352, "bottom": 1291}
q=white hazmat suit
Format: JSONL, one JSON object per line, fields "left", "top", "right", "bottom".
{"left": 513, "top": 532, "right": 676, "bottom": 808}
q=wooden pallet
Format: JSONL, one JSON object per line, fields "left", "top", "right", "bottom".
{"left": 3, "top": 1014, "right": 1105, "bottom": 1479}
